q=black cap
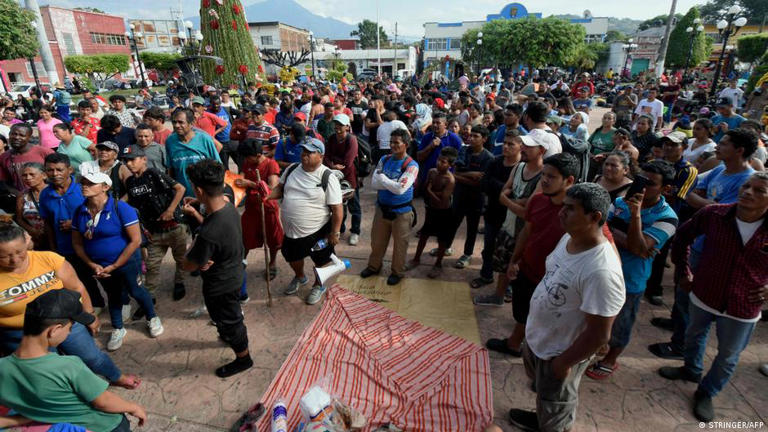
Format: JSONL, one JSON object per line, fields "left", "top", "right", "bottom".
{"left": 715, "top": 97, "right": 732, "bottom": 107}
{"left": 121, "top": 145, "right": 146, "bottom": 160}
{"left": 25, "top": 289, "right": 95, "bottom": 327}
{"left": 249, "top": 104, "right": 267, "bottom": 114}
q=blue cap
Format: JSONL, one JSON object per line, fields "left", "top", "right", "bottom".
{"left": 300, "top": 138, "right": 325, "bottom": 154}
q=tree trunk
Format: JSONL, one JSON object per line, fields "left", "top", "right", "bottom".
{"left": 655, "top": 0, "right": 678, "bottom": 78}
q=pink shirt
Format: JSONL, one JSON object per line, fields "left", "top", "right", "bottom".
{"left": 37, "top": 118, "right": 63, "bottom": 149}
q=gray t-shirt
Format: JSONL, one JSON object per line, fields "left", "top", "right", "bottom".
{"left": 141, "top": 142, "right": 166, "bottom": 172}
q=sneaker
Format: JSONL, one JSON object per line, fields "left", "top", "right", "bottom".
{"left": 189, "top": 304, "right": 207, "bottom": 318}
{"left": 148, "top": 317, "right": 164, "bottom": 338}
{"left": 473, "top": 294, "right": 504, "bottom": 306}
{"left": 658, "top": 366, "right": 701, "bottom": 383}
{"left": 121, "top": 304, "right": 132, "bottom": 322}
{"left": 173, "top": 283, "right": 186, "bottom": 301}
{"left": 107, "top": 328, "right": 127, "bottom": 351}
{"left": 306, "top": 285, "right": 327, "bottom": 305}
{"left": 693, "top": 389, "right": 714, "bottom": 422}
{"left": 239, "top": 296, "right": 250, "bottom": 305}
{"left": 759, "top": 363, "right": 768, "bottom": 377}
{"left": 430, "top": 247, "right": 452, "bottom": 257}
{"left": 92, "top": 307, "right": 103, "bottom": 316}
{"left": 360, "top": 267, "right": 380, "bottom": 278}
{"left": 646, "top": 294, "right": 664, "bottom": 306}
{"left": 650, "top": 317, "right": 674, "bottom": 331}
{"left": 284, "top": 276, "right": 309, "bottom": 296}
{"left": 648, "top": 342, "right": 683, "bottom": 360}
{"left": 485, "top": 338, "right": 522, "bottom": 357}
{"left": 215, "top": 355, "right": 254, "bottom": 378}
{"left": 349, "top": 233, "right": 359, "bottom": 246}
{"left": 386, "top": 274, "right": 403, "bottom": 286}
{"left": 508, "top": 408, "right": 539, "bottom": 432}
{"left": 454, "top": 255, "right": 471, "bottom": 269}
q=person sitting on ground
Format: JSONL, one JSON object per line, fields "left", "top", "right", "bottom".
{"left": 181, "top": 160, "right": 253, "bottom": 377}
{"left": 71, "top": 167, "right": 163, "bottom": 352}
{"left": 0, "top": 289, "right": 147, "bottom": 431}
{"left": 409, "top": 146, "right": 457, "bottom": 278}
{"left": 123, "top": 145, "right": 188, "bottom": 305}
{"left": 630, "top": 115, "right": 659, "bottom": 162}
{"left": 0, "top": 223, "right": 140, "bottom": 390}
{"left": 54, "top": 123, "right": 96, "bottom": 173}
{"left": 236, "top": 139, "right": 283, "bottom": 281}
{"left": 507, "top": 183, "right": 625, "bottom": 432}
{"left": 584, "top": 160, "right": 678, "bottom": 381}
{"left": 361, "top": 129, "right": 419, "bottom": 286}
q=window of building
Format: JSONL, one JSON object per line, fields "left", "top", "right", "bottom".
{"left": 25, "top": 62, "right": 47, "bottom": 77}
{"left": 261, "top": 35, "right": 274, "bottom": 46}
{"left": 449, "top": 39, "right": 461, "bottom": 50}
{"left": 427, "top": 38, "right": 448, "bottom": 50}
{"left": 89, "top": 32, "right": 127, "bottom": 46}
{"left": 62, "top": 33, "right": 76, "bottom": 55}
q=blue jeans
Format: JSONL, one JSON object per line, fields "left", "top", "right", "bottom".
{"left": 670, "top": 248, "right": 701, "bottom": 350}
{"left": 102, "top": 255, "right": 156, "bottom": 329}
{"left": 480, "top": 219, "right": 501, "bottom": 280}
{"left": 683, "top": 302, "right": 756, "bottom": 397}
{"left": 0, "top": 322, "right": 122, "bottom": 382}
{"left": 341, "top": 188, "right": 362, "bottom": 235}
{"left": 609, "top": 292, "right": 643, "bottom": 348}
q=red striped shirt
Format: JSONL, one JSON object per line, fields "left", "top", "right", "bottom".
{"left": 256, "top": 286, "right": 494, "bottom": 431}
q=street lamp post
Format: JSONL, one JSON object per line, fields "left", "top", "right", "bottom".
{"left": 683, "top": 19, "right": 705, "bottom": 77}
{"left": 28, "top": 21, "right": 42, "bottom": 92}
{"left": 709, "top": 5, "right": 747, "bottom": 98}
{"left": 622, "top": 39, "right": 638, "bottom": 80}
{"left": 476, "top": 32, "right": 483, "bottom": 76}
{"left": 308, "top": 31, "right": 316, "bottom": 80}
{"left": 124, "top": 24, "right": 146, "bottom": 85}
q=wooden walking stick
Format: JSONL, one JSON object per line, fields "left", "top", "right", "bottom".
{"left": 255, "top": 170, "right": 273, "bottom": 307}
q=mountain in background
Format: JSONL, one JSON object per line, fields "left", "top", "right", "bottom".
{"left": 552, "top": 14, "right": 643, "bottom": 36}
{"left": 188, "top": 0, "right": 356, "bottom": 39}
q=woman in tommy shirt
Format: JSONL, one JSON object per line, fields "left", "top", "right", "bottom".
{"left": 0, "top": 222, "right": 140, "bottom": 389}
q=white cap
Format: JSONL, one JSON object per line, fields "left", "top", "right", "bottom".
{"left": 79, "top": 164, "right": 112, "bottom": 186}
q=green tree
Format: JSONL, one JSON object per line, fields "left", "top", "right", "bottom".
{"left": 0, "top": 0, "right": 38, "bottom": 61}
{"left": 638, "top": 14, "right": 683, "bottom": 31}
{"left": 139, "top": 52, "right": 182, "bottom": 72}
{"left": 700, "top": 0, "right": 768, "bottom": 24}
{"left": 737, "top": 34, "right": 768, "bottom": 63}
{"left": 664, "top": 7, "right": 709, "bottom": 69}
{"left": 604, "top": 30, "right": 626, "bottom": 42}
{"left": 350, "top": 19, "right": 389, "bottom": 49}
{"left": 63, "top": 54, "right": 130, "bottom": 89}
{"left": 73, "top": 7, "right": 105, "bottom": 13}
{"left": 199, "top": 0, "right": 264, "bottom": 87}
{"left": 326, "top": 58, "right": 353, "bottom": 83}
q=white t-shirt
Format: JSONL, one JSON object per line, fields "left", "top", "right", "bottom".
{"left": 280, "top": 164, "right": 342, "bottom": 239}
{"left": 634, "top": 98, "right": 664, "bottom": 129}
{"left": 718, "top": 87, "right": 744, "bottom": 109}
{"left": 682, "top": 139, "right": 716, "bottom": 163}
{"left": 376, "top": 120, "right": 408, "bottom": 150}
{"left": 526, "top": 234, "right": 626, "bottom": 360}
{"left": 0, "top": 124, "right": 9, "bottom": 139}
{"left": 527, "top": 128, "right": 562, "bottom": 157}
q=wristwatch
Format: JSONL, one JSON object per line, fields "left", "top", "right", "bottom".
{"left": 332, "top": 232, "right": 341, "bottom": 237}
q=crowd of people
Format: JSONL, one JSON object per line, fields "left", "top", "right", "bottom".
{"left": 0, "top": 67, "right": 766, "bottom": 431}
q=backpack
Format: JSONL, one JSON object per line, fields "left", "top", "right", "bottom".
{"left": 548, "top": 130, "right": 591, "bottom": 183}
{"left": 355, "top": 134, "right": 373, "bottom": 178}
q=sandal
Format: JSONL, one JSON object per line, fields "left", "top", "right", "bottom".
{"left": 585, "top": 361, "right": 619, "bottom": 380}
{"left": 112, "top": 374, "right": 142, "bottom": 390}
{"left": 470, "top": 277, "right": 494, "bottom": 289}
{"left": 263, "top": 267, "right": 278, "bottom": 281}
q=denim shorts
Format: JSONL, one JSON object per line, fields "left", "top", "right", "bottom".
{"left": 609, "top": 292, "right": 642, "bottom": 349}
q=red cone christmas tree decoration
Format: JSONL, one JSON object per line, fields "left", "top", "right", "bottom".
{"left": 199, "top": 0, "right": 264, "bottom": 87}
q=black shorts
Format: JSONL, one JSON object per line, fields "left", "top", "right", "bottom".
{"left": 419, "top": 207, "right": 455, "bottom": 247}
{"left": 281, "top": 223, "right": 334, "bottom": 267}
{"left": 511, "top": 272, "right": 538, "bottom": 324}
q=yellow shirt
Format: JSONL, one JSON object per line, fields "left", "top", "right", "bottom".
{"left": 0, "top": 251, "right": 65, "bottom": 329}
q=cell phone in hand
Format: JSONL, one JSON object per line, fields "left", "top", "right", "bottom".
{"left": 626, "top": 174, "right": 649, "bottom": 198}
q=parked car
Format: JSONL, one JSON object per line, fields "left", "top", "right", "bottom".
{"left": 8, "top": 83, "right": 51, "bottom": 99}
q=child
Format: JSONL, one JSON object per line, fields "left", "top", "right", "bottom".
{"left": 0, "top": 290, "right": 146, "bottom": 430}
{"left": 408, "top": 146, "right": 457, "bottom": 278}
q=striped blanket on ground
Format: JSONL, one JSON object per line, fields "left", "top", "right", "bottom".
{"left": 256, "top": 285, "right": 493, "bottom": 432}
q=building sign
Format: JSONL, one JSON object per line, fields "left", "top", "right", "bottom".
{"left": 486, "top": 3, "right": 542, "bottom": 21}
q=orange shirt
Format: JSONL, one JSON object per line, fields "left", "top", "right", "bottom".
{"left": 195, "top": 111, "right": 227, "bottom": 138}
{"left": 0, "top": 251, "right": 66, "bottom": 329}
{"left": 153, "top": 128, "right": 172, "bottom": 146}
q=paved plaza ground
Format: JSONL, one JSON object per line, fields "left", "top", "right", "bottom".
{"left": 100, "top": 107, "right": 767, "bottom": 431}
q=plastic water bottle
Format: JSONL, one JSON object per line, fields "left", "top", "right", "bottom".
{"left": 271, "top": 400, "right": 288, "bottom": 432}
{"left": 311, "top": 239, "right": 328, "bottom": 252}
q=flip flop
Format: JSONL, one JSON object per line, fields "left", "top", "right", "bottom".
{"left": 585, "top": 362, "right": 619, "bottom": 381}
{"left": 112, "top": 374, "right": 142, "bottom": 390}
{"left": 263, "top": 267, "right": 278, "bottom": 281}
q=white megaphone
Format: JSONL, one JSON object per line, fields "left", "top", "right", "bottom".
{"left": 315, "top": 254, "right": 351, "bottom": 286}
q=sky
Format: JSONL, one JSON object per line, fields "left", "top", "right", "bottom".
{"left": 38, "top": 0, "right": 705, "bottom": 37}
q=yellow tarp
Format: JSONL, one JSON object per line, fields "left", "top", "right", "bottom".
{"left": 337, "top": 275, "right": 482, "bottom": 346}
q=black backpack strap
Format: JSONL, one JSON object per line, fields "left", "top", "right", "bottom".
{"left": 283, "top": 163, "right": 300, "bottom": 185}
{"left": 321, "top": 169, "right": 332, "bottom": 191}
